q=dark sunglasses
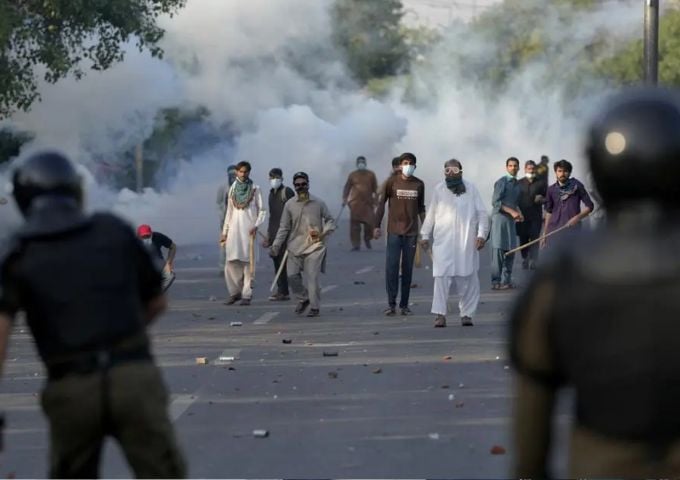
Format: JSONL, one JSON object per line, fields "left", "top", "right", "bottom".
{"left": 294, "top": 182, "right": 308, "bottom": 187}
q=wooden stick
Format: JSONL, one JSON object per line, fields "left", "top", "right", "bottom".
{"left": 270, "top": 249, "right": 289, "bottom": 292}
{"left": 249, "top": 233, "right": 256, "bottom": 281}
{"left": 504, "top": 223, "right": 572, "bottom": 257}
{"left": 414, "top": 239, "right": 422, "bottom": 268}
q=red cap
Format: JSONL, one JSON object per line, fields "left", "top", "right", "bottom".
{"left": 137, "top": 224, "right": 152, "bottom": 237}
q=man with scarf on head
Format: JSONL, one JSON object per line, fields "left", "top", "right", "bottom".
{"left": 490, "top": 157, "right": 523, "bottom": 290}
{"left": 374, "top": 152, "right": 426, "bottom": 316}
{"left": 420, "top": 159, "right": 489, "bottom": 327}
{"left": 516, "top": 160, "right": 547, "bottom": 269}
{"left": 270, "top": 172, "right": 335, "bottom": 317}
{"left": 343, "top": 156, "right": 378, "bottom": 251}
{"left": 216, "top": 164, "right": 237, "bottom": 273}
{"left": 220, "top": 161, "right": 266, "bottom": 306}
{"left": 262, "top": 168, "right": 295, "bottom": 301}
{"left": 540, "top": 159, "right": 593, "bottom": 249}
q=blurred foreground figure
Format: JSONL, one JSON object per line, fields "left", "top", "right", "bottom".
{"left": 510, "top": 88, "right": 680, "bottom": 478}
{"left": 0, "top": 152, "right": 186, "bottom": 478}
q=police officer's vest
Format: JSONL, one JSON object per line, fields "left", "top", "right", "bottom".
{"left": 514, "top": 223, "right": 680, "bottom": 444}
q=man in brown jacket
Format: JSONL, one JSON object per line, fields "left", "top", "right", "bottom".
{"left": 343, "top": 156, "right": 378, "bottom": 251}
{"left": 374, "top": 153, "right": 425, "bottom": 316}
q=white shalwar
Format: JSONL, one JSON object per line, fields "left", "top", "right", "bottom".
{"left": 420, "top": 180, "right": 490, "bottom": 317}
{"left": 222, "top": 183, "right": 266, "bottom": 298}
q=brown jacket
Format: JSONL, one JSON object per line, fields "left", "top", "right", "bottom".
{"left": 343, "top": 169, "right": 378, "bottom": 224}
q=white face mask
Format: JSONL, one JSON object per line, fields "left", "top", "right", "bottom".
{"left": 525, "top": 173, "right": 535, "bottom": 180}
{"left": 142, "top": 237, "right": 152, "bottom": 246}
{"left": 270, "top": 178, "right": 282, "bottom": 189}
{"left": 402, "top": 165, "right": 416, "bottom": 177}
{"left": 357, "top": 163, "right": 366, "bottom": 170}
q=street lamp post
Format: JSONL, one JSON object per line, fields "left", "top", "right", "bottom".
{"left": 644, "top": 0, "right": 660, "bottom": 85}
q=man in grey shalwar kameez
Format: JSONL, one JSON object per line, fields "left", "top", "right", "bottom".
{"left": 490, "top": 157, "right": 523, "bottom": 290}
{"left": 270, "top": 172, "right": 336, "bottom": 317}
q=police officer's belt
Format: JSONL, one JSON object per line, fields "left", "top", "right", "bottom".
{"left": 46, "top": 345, "right": 151, "bottom": 380}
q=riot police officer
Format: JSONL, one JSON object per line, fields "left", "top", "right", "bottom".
{"left": 0, "top": 151, "right": 185, "bottom": 478}
{"left": 510, "top": 88, "right": 680, "bottom": 478}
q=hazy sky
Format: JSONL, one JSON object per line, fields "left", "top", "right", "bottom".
{"left": 402, "top": 0, "right": 502, "bottom": 27}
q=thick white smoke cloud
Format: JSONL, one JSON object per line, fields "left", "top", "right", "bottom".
{"left": 1, "top": 0, "right": 643, "bottom": 244}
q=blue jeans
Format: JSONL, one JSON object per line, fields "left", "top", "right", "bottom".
{"left": 491, "top": 248, "right": 515, "bottom": 286}
{"left": 386, "top": 234, "right": 418, "bottom": 308}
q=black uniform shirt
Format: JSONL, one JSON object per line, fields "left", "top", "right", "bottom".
{"left": 0, "top": 213, "right": 162, "bottom": 363}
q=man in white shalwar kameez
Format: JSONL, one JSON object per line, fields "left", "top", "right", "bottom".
{"left": 420, "top": 159, "right": 490, "bottom": 328}
{"left": 220, "top": 161, "right": 266, "bottom": 306}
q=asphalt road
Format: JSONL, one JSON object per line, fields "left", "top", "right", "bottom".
{"left": 0, "top": 220, "right": 569, "bottom": 478}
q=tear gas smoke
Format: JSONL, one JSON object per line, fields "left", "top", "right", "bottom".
{"left": 0, "top": 0, "right": 642, "bottom": 244}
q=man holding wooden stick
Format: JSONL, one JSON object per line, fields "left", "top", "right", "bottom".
{"left": 270, "top": 172, "right": 335, "bottom": 318}
{"left": 220, "top": 161, "right": 266, "bottom": 306}
{"left": 540, "top": 159, "right": 593, "bottom": 249}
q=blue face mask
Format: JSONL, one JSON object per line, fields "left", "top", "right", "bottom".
{"left": 402, "top": 165, "right": 416, "bottom": 177}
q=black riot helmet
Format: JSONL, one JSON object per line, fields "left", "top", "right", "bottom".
{"left": 12, "top": 151, "right": 83, "bottom": 216}
{"left": 585, "top": 88, "right": 680, "bottom": 208}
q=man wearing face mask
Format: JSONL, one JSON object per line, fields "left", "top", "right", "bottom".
{"left": 263, "top": 168, "right": 295, "bottom": 301}
{"left": 374, "top": 152, "right": 426, "bottom": 316}
{"left": 516, "top": 160, "right": 547, "bottom": 269}
{"left": 540, "top": 159, "right": 593, "bottom": 249}
{"left": 137, "top": 224, "right": 176, "bottom": 291}
{"left": 490, "top": 157, "right": 523, "bottom": 290}
{"left": 420, "top": 159, "right": 489, "bottom": 327}
{"left": 343, "top": 156, "right": 378, "bottom": 251}
{"left": 270, "top": 172, "right": 336, "bottom": 317}
{"left": 216, "top": 164, "right": 237, "bottom": 273}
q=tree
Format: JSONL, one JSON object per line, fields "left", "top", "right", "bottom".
{"left": 0, "top": 0, "right": 186, "bottom": 118}
{"left": 331, "top": 0, "right": 409, "bottom": 85}
{"left": 597, "top": 6, "right": 680, "bottom": 86}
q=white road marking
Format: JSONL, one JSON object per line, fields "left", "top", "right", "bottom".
{"left": 321, "top": 285, "right": 338, "bottom": 294}
{"left": 169, "top": 394, "right": 198, "bottom": 421}
{"left": 254, "top": 312, "right": 279, "bottom": 325}
{"left": 355, "top": 266, "right": 375, "bottom": 274}
{"left": 215, "top": 349, "right": 241, "bottom": 363}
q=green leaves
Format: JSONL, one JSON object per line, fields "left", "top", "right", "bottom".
{"left": 331, "top": 0, "right": 409, "bottom": 85}
{"left": 0, "top": 0, "right": 186, "bottom": 118}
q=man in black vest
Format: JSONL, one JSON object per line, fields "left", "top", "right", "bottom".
{"left": 516, "top": 160, "right": 547, "bottom": 269}
{"left": 510, "top": 88, "right": 680, "bottom": 478}
{"left": 0, "top": 152, "right": 185, "bottom": 478}
{"left": 262, "top": 168, "right": 294, "bottom": 301}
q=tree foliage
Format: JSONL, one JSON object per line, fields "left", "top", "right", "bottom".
{"left": 0, "top": 0, "right": 186, "bottom": 118}
{"left": 597, "top": 6, "right": 680, "bottom": 86}
{"left": 331, "top": 0, "right": 409, "bottom": 85}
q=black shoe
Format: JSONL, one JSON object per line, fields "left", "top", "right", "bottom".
{"left": 400, "top": 307, "right": 413, "bottom": 316}
{"left": 434, "top": 315, "right": 447, "bottom": 328}
{"left": 306, "top": 308, "right": 320, "bottom": 317}
{"left": 240, "top": 298, "right": 251, "bottom": 306}
{"left": 364, "top": 240, "right": 372, "bottom": 249}
{"left": 461, "top": 316, "right": 474, "bottom": 327}
{"left": 521, "top": 259, "right": 529, "bottom": 270}
{"left": 350, "top": 246, "right": 360, "bottom": 252}
{"left": 295, "top": 300, "right": 310, "bottom": 314}
{"left": 224, "top": 294, "right": 242, "bottom": 305}
{"left": 383, "top": 306, "right": 396, "bottom": 316}
{"left": 268, "top": 293, "right": 290, "bottom": 301}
